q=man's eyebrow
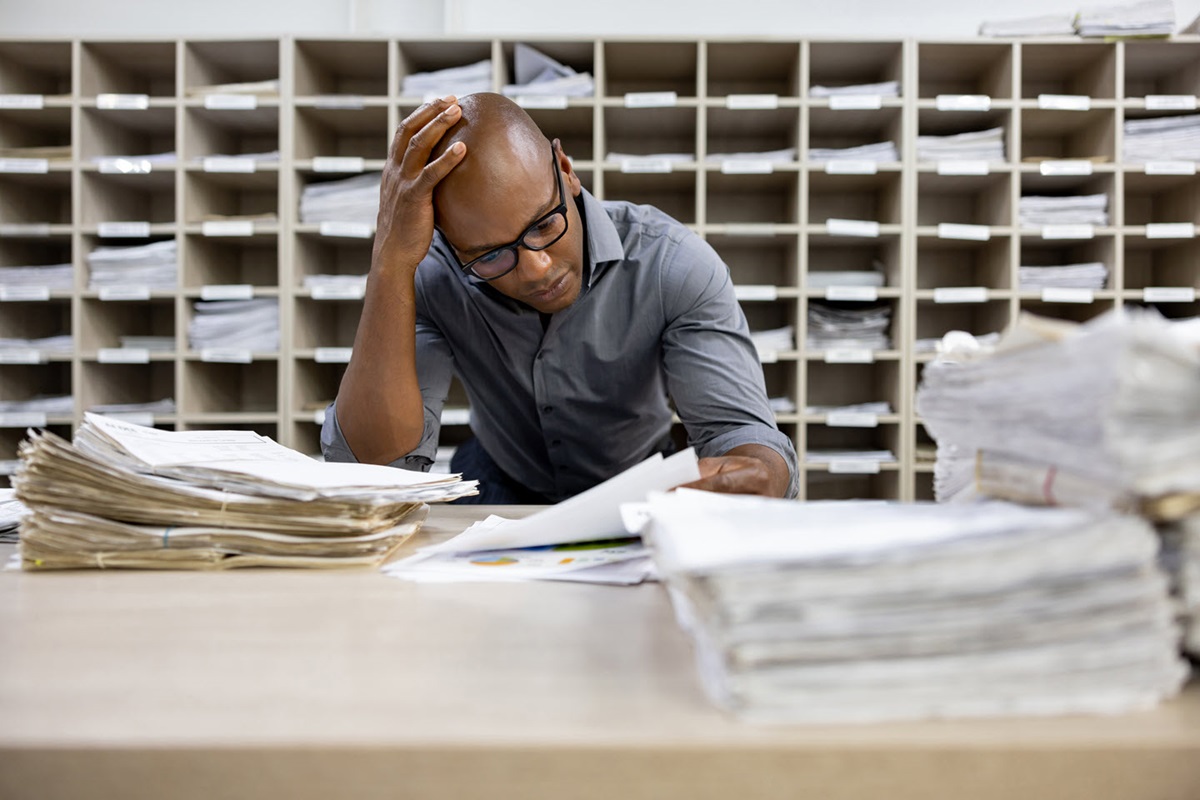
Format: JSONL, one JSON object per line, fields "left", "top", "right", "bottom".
{"left": 459, "top": 194, "right": 559, "bottom": 256}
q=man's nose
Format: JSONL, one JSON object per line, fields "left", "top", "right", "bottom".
{"left": 516, "top": 246, "right": 554, "bottom": 280}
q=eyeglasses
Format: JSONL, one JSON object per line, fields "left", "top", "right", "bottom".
{"left": 443, "top": 145, "right": 569, "bottom": 281}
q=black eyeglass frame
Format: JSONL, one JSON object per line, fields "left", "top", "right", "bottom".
{"left": 439, "top": 143, "right": 570, "bottom": 282}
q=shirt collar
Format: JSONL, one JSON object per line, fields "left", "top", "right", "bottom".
{"left": 578, "top": 187, "right": 623, "bottom": 288}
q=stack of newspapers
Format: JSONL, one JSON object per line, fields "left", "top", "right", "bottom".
{"left": 11, "top": 413, "right": 477, "bottom": 570}
{"left": 645, "top": 490, "right": 1187, "bottom": 723}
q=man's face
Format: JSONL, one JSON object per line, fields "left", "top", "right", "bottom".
{"left": 438, "top": 144, "right": 585, "bottom": 315}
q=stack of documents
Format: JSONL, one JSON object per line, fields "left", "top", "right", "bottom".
{"left": 12, "top": 412, "right": 476, "bottom": 570}
{"left": 0, "top": 488, "right": 25, "bottom": 544}
{"left": 808, "top": 302, "right": 892, "bottom": 351}
{"left": 1075, "top": 0, "right": 1174, "bottom": 37}
{"left": 806, "top": 270, "right": 886, "bottom": 289}
{"left": 807, "top": 141, "right": 898, "bottom": 164}
{"left": 915, "top": 331, "right": 1001, "bottom": 354}
{"left": 1019, "top": 194, "right": 1109, "bottom": 226}
{"left": 187, "top": 79, "right": 280, "bottom": 97}
{"left": 501, "top": 44, "right": 593, "bottom": 98}
{"left": 195, "top": 150, "right": 279, "bottom": 166}
{"left": 304, "top": 274, "right": 368, "bottom": 294}
{"left": 1123, "top": 114, "right": 1200, "bottom": 162}
{"left": 706, "top": 147, "right": 797, "bottom": 164}
{"left": 401, "top": 60, "right": 493, "bottom": 98}
{"left": 87, "top": 240, "right": 178, "bottom": 291}
{"left": 1019, "top": 262, "right": 1108, "bottom": 289}
{"left": 646, "top": 490, "right": 1188, "bottom": 723}
{"left": 0, "top": 395, "right": 73, "bottom": 415}
{"left": 0, "top": 145, "right": 71, "bottom": 161}
{"left": 749, "top": 325, "right": 795, "bottom": 353}
{"left": 805, "top": 401, "right": 892, "bottom": 415}
{"left": 299, "top": 173, "right": 381, "bottom": 225}
{"left": 810, "top": 81, "right": 899, "bottom": 98}
{"left": 0, "top": 263, "right": 74, "bottom": 291}
{"left": 805, "top": 449, "right": 896, "bottom": 464}
{"left": 189, "top": 298, "right": 279, "bottom": 352}
{"left": 916, "top": 309, "right": 1200, "bottom": 520}
{"left": 979, "top": 13, "right": 1077, "bottom": 36}
{"left": 90, "top": 152, "right": 176, "bottom": 171}
{"left": 916, "top": 127, "right": 1006, "bottom": 162}
{"left": 119, "top": 335, "right": 174, "bottom": 352}
{"left": 88, "top": 398, "right": 176, "bottom": 416}
{"left": 0, "top": 335, "right": 72, "bottom": 355}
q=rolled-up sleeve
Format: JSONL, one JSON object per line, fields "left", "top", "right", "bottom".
{"left": 658, "top": 232, "right": 800, "bottom": 498}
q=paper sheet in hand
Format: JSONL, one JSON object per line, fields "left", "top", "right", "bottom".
{"left": 431, "top": 448, "right": 701, "bottom": 554}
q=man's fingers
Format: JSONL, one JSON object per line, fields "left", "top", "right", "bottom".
{"left": 399, "top": 101, "right": 463, "bottom": 175}
{"left": 390, "top": 97, "right": 453, "bottom": 160}
{"left": 418, "top": 141, "right": 467, "bottom": 189}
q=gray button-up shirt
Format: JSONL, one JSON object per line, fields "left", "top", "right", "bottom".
{"left": 322, "top": 188, "right": 799, "bottom": 501}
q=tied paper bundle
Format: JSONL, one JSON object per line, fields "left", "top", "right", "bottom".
{"left": 915, "top": 309, "right": 1200, "bottom": 520}
{"left": 12, "top": 413, "right": 477, "bottom": 570}
{"left": 644, "top": 491, "right": 1188, "bottom": 724}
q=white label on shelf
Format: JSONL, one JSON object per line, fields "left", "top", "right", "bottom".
{"left": 734, "top": 285, "right": 778, "bottom": 301}
{"left": 624, "top": 91, "right": 677, "bottom": 108}
{"left": 725, "top": 94, "right": 779, "bottom": 110}
{"left": 825, "top": 286, "right": 878, "bottom": 301}
{"left": 828, "top": 459, "right": 881, "bottom": 474}
{"left": 203, "top": 157, "right": 256, "bottom": 173}
{"left": 98, "top": 347, "right": 150, "bottom": 364}
{"left": 0, "top": 158, "right": 49, "bottom": 174}
{"left": 1145, "top": 94, "right": 1197, "bottom": 111}
{"left": 201, "top": 220, "right": 254, "bottom": 237}
{"left": 725, "top": 223, "right": 778, "bottom": 236}
{"left": 829, "top": 94, "right": 882, "bottom": 110}
{"left": 619, "top": 157, "right": 674, "bottom": 173}
{"left": 1144, "top": 161, "right": 1197, "bottom": 175}
{"left": 755, "top": 346, "right": 779, "bottom": 363}
{"left": 0, "top": 94, "right": 44, "bottom": 109}
{"left": 200, "top": 348, "right": 253, "bottom": 363}
{"left": 1143, "top": 286, "right": 1196, "bottom": 303}
{"left": 935, "top": 286, "right": 990, "bottom": 303}
{"left": 98, "top": 157, "right": 152, "bottom": 174}
{"left": 0, "top": 223, "right": 52, "bottom": 237}
{"left": 515, "top": 94, "right": 568, "bottom": 110}
{"left": 825, "top": 160, "right": 877, "bottom": 174}
{"left": 935, "top": 94, "right": 991, "bottom": 111}
{"left": 201, "top": 284, "right": 254, "bottom": 300}
{"left": 1041, "top": 287, "right": 1094, "bottom": 303}
{"left": 98, "top": 221, "right": 151, "bottom": 238}
{"left": 314, "top": 347, "right": 353, "bottom": 363}
{"left": 96, "top": 93, "right": 149, "bottom": 110}
{"left": 441, "top": 408, "right": 471, "bottom": 425}
{"left": 311, "top": 284, "right": 366, "bottom": 300}
{"left": 1146, "top": 222, "right": 1196, "bottom": 239}
{"left": 0, "top": 350, "right": 44, "bottom": 364}
{"left": 1037, "top": 94, "right": 1090, "bottom": 111}
{"left": 937, "top": 222, "right": 991, "bottom": 241}
{"left": 104, "top": 412, "right": 155, "bottom": 427}
{"left": 0, "top": 286, "right": 51, "bottom": 302}
{"left": 1039, "top": 160, "right": 1093, "bottom": 176}
{"left": 99, "top": 285, "right": 151, "bottom": 301}
{"left": 826, "top": 218, "right": 880, "bottom": 237}
{"left": 936, "top": 160, "right": 989, "bottom": 176}
{"left": 204, "top": 94, "right": 257, "bottom": 110}
{"left": 1042, "top": 224, "right": 1095, "bottom": 239}
{"left": 721, "top": 159, "right": 773, "bottom": 174}
{"left": 826, "top": 411, "right": 879, "bottom": 428}
{"left": 312, "top": 408, "right": 327, "bottom": 425}
{"left": 319, "top": 221, "right": 374, "bottom": 239}
{"left": 0, "top": 412, "right": 47, "bottom": 428}
{"left": 312, "top": 156, "right": 365, "bottom": 173}
{"left": 824, "top": 348, "right": 875, "bottom": 363}
{"left": 314, "top": 95, "right": 364, "bottom": 109}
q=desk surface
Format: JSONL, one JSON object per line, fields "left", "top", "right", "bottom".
{"left": 1, "top": 504, "right": 1198, "bottom": 800}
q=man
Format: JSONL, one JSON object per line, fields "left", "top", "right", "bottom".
{"left": 322, "top": 92, "right": 798, "bottom": 502}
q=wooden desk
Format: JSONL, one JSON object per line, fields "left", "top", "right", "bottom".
{"left": 1, "top": 505, "right": 1198, "bottom": 800}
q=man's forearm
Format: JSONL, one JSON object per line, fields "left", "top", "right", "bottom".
{"left": 721, "top": 443, "right": 792, "bottom": 498}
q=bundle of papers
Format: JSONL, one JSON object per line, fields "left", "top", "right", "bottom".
{"left": 810, "top": 81, "right": 899, "bottom": 98}
{"left": 646, "top": 490, "right": 1187, "bottom": 723}
{"left": 1123, "top": 114, "right": 1200, "bottom": 163}
{"left": 401, "top": 59, "right": 493, "bottom": 99}
{"left": 501, "top": 44, "right": 593, "bottom": 98}
{"left": 916, "top": 127, "right": 1006, "bottom": 163}
{"left": 188, "top": 298, "right": 279, "bottom": 352}
{"left": 769, "top": 396, "right": 797, "bottom": 414}
{"left": 0, "top": 488, "right": 25, "bottom": 544}
{"left": 299, "top": 173, "right": 381, "bottom": 225}
{"left": 118, "top": 335, "right": 174, "bottom": 351}
{"left": 0, "top": 335, "right": 72, "bottom": 354}
{"left": 0, "top": 263, "right": 73, "bottom": 290}
{"left": 87, "top": 240, "right": 178, "bottom": 290}
{"left": 808, "top": 302, "right": 892, "bottom": 351}
{"left": 915, "top": 331, "right": 1001, "bottom": 354}
{"left": 0, "top": 145, "right": 71, "bottom": 161}
{"left": 807, "top": 141, "right": 898, "bottom": 164}
{"left": 88, "top": 398, "right": 176, "bottom": 415}
{"left": 750, "top": 325, "right": 795, "bottom": 353}
{"left": 1161, "top": 514, "right": 1200, "bottom": 655}
{"left": 806, "top": 270, "right": 886, "bottom": 289}
{"left": 1019, "top": 262, "right": 1108, "bottom": 289}
{"left": 187, "top": 79, "right": 280, "bottom": 97}
{"left": 979, "top": 13, "right": 1077, "bottom": 36}
{"left": 304, "top": 274, "right": 368, "bottom": 292}
{"left": 805, "top": 401, "right": 893, "bottom": 415}
{"left": 90, "top": 151, "right": 176, "bottom": 171}
{"left": 195, "top": 150, "right": 279, "bottom": 166}
{"left": 0, "top": 395, "right": 73, "bottom": 415}
{"left": 916, "top": 309, "right": 1200, "bottom": 520}
{"left": 1019, "top": 194, "right": 1109, "bottom": 226}
{"left": 1075, "top": 0, "right": 1174, "bottom": 37}
{"left": 706, "top": 147, "right": 797, "bottom": 164}
{"left": 12, "top": 412, "right": 477, "bottom": 570}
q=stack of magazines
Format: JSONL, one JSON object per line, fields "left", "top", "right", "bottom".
{"left": 645, "top": 490, "right": 1187, "bottom": 723}
{"left": 11, "top": 413, "right": 477, "bottom": 570}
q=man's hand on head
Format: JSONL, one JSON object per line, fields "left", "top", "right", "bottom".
{"left": 678, "top": 443, "right": 791, "bottom": 498}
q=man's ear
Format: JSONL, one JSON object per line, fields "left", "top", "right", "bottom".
{"left": 553, "top": 137, "right": 583, "bottom": 198}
